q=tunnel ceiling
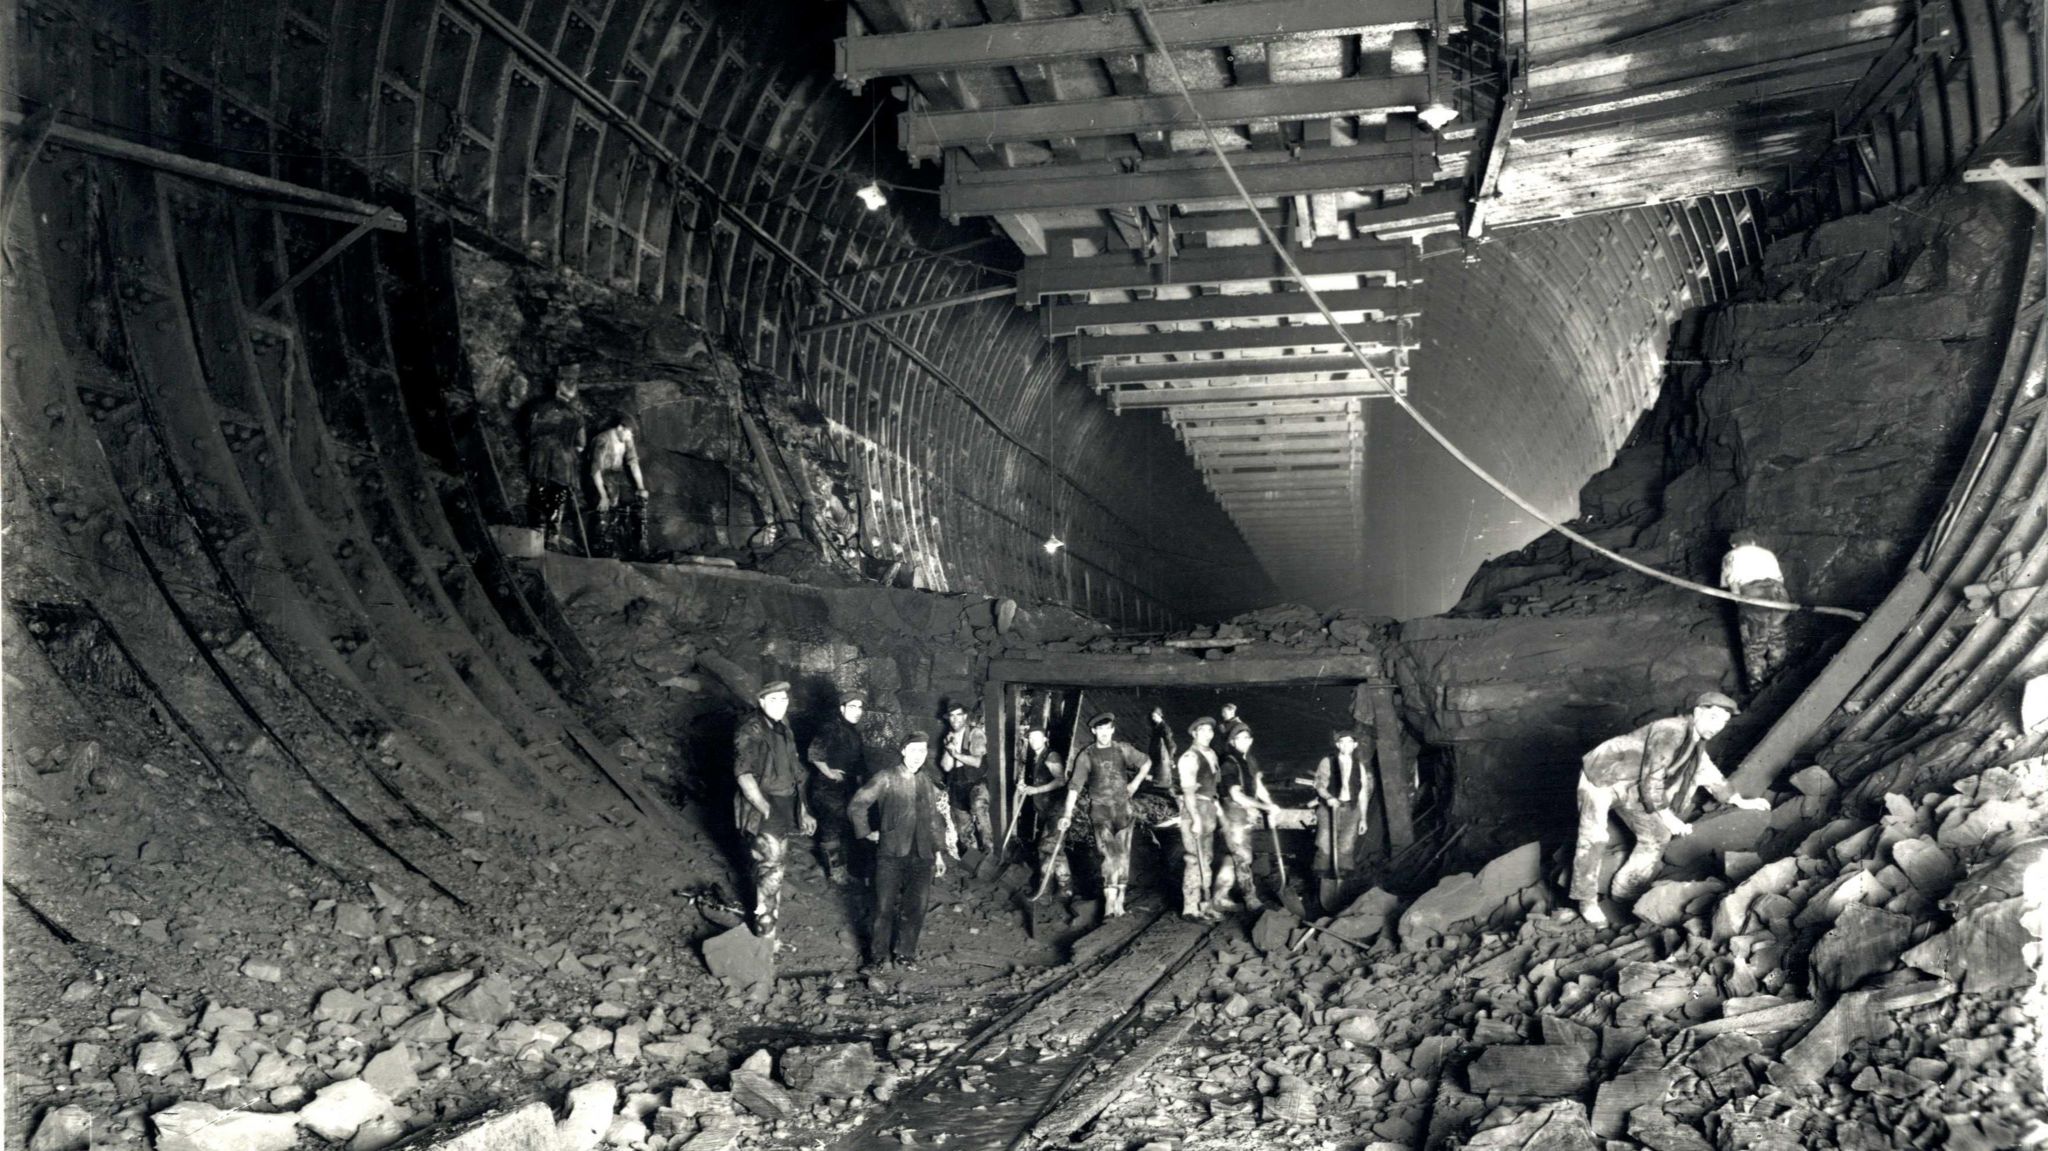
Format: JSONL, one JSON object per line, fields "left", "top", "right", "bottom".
{"left": 839, "top": 0, "right": 1910, "bottom": 603}
{"left": 10, "top": 0, "right": 2029, "bottom": 616}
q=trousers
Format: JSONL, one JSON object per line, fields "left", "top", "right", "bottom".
{"left": 747, "top": 829, "right": 788, "bottom": 940}
{"left": 1213, "top": 804, "right": 1262, "bottom": 908}
{"left": 1735, "top": 577, "right": 1791, "bottom": 692}
{"left": 1097, "top": 820, "right": 1134, "bottom": 912}
{"left": 1179, "top": 796, "right": 1221, "bottom": 916}
{"left": 1569, "top": 776, "right": 1671, "bottom": 904}
{"left": 871, "top": 854, "right": 935, "bottom": 962}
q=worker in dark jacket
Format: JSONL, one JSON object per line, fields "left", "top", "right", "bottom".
{"left": 1214, "top": 722, "right": 1281, "bottom": 912}
{"left": 805, "top": 691, "right": 870, "bottom": 886}
{"left": 734, "top": 681, "right": 813, "bottom": 949}
{"left": 848, "top": 731, "right": 956, "bottom": 971}
{"left": 1311, "top": 728, "right": 1375, "bottom": 909}
{"left": 1056, "top": 713, "right": 1152, "bottom": 918}
{"left": 1570, "top": 691, "right": 1770, "bottom": 925}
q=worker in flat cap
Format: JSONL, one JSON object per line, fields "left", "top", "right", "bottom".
{"left": 1056, "top": 712, "right": 1153, "bottom": 918}
{"left": 1214, "top": 721, "right": 1283, "bottom": 912}
{"left": 805, "top": 691, "right": 870, "bottom": 886}
{"left": 939, "top": 702, "right": 993, "bottom": 856}
{"left": 848, "top": 730, "right": 956, "bottom": 972}
{"left": 1174, "top": 716, "right": 1225, "bottom": 921}
{"left": 1014, "top": 724, "right": 1073, "bottom": 896}
{"left": 733, "top": 680, "right": 814, "bottom": 949}
{"left": 1310, "top": 727, "right": 1376, "bottom": 912}
{"left": 1569, "top": 690, "right": 1771, "bottom": 926}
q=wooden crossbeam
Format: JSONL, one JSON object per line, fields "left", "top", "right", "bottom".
{"left": 1111, "top": 380, "right": 1393, "bottom": 408}
{"left": 1022, "top": 238, "right": 1413, "bottom": 299}
{"left": 1069, "top": 318, "right": 1406, "bottom": 364}
{"left": 951, "top": 140, "right": 1465, "bottom": 219}
{"left": 902, "top": 75, "right": 1430, "bottom": 159}
{"left": 1097, "top": 353, "right": 1397, "bottom": 384}
{"left": 839, "top": 0, "right": 1446, "bottom": 87}
{"left": 1043, "top": 286, "right": 1411, "bottom": 336}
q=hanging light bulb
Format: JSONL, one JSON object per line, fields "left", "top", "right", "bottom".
{"left": 1043, "top": 535, "right": 1065, "bottom": 555}
{"left": 1417, "top": 102, "right": 1459, "bottom": 132}
{"left": 856, "top": 182, "right": 888, "bottom": 211}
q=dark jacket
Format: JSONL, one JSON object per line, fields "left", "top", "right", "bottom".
{"left": 805, "top": 717, "right": 868, "bottom": 793}
{"left": 734, "top": 711, "right": 802, "bottom": 837}
{"left": 848, "top": 767, "right": 951, "bottom": 859}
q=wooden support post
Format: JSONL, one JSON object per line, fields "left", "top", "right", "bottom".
{"left": 1365, "top": 684, "right": 1415, "bottom": 850}
{"left": 983, "top": 677, "right": 1011, "bottom": 852}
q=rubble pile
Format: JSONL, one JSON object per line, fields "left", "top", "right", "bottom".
{"left": 1029, "top": 759, "right": 2045, "bottom": 1151}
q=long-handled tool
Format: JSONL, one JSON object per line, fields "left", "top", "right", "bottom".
{"left": 1267, "top": 807, "right": 1304, "bottom": 915}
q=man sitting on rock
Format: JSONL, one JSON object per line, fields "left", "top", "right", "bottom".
{"left": 848, "top": 731, "right": 955, "bottom": 972}
{"left": 1569, "top": 691, "right": 1771, "bottom": 926}
{"left": 734, "top": 681, "right": 814, "bottom": 950}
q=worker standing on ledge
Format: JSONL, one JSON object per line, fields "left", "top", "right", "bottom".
{"left": 1175, "top": 716, "right": 1224, "bottom": 921}
{"left": 587, "top": 415, "right": 648, "bottom": 560}
{"left": 1057, "top": 712, "right": 1152, "bottom": 918}
{"left": 848, "top": 731, "right": 954, "bottom": 973}
{"left": 804, "top": 691, "right": 869, "bottom": 887}
{"left": 1214, "top": 722, "right": 1282, "bottom": 913}
{"left": 733, "top": 681, "right": 814, "bottom": 950}
{"left": 523, "top": 376, "right": 587, "bottom": 553}
{"left": 1568, "top": 690, "right": 1771, "bottom": 926}
{"left": 1721, "top": 531, "right": 1792, "bottom": 694}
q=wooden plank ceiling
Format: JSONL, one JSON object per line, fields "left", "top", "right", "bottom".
{"left": 837, "top": 0, "right": 1907, "bottom": 599}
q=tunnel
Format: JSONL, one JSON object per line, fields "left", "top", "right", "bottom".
{"left": 3, "top": 0, "right": 2046, "bottom": 1147}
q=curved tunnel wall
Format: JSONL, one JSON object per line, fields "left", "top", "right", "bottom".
{"left": 10, "top": 0, "right": 1277, "bottom": 626}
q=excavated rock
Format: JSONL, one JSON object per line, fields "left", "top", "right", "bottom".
{"left": 701, "top": 925, "right": 774, "bottom": 1000}
{"left": 150, "top": 1102, "right": 300, "bottom": 1151}
{"left": 780, "top": 1042, "right": 882, "bottom": 1099}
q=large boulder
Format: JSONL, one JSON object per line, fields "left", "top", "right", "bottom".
{"left": 152, "top": 1103, "right": 300, "bottom": 1151}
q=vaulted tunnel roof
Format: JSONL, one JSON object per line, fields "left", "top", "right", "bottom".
{"left": 14, "top": 0, "right": 2027, "bottom": 617}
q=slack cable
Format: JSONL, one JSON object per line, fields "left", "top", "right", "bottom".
{"left": 1125, "top": 0, "right": 1866, "bottom": 623}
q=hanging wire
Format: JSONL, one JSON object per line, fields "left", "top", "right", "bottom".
{"left": 1125, "top": 0, "right": 1867, "bottom": 623}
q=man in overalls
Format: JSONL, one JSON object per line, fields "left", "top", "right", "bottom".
{"left": 1570, "top": 691, "right": 1770, "bottom": 926}
{"left": 1057, "top": 713, "right": 1152, "bottom": 918}
{"left": 1174, "top": 716, "right": 1224, "bottom": 921}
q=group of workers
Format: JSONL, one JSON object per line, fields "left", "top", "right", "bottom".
{"left": 524, "top": 376, "right": 649, "bottom": 560}
{"left": 729, "top": 681, "right": 1399, "bottom": 969}
{"left": 728, "top": 529, "right": 1796, "bottom": 962}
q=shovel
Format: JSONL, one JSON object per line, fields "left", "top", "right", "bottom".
{"left": 1267, "top": 809, "right": 1306, "bottom": 918}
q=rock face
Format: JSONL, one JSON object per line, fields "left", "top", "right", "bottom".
{"left": 1384, "top": 186, "right": 2032, "bottom": 859}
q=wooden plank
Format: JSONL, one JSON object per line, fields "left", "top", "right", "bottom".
{"left": 1032, "top": 1009, "right": 1200, "bottom": 1141}
{"left": 837, "top": 0, "right": 1445, "bottom": 86}
{"left": 1111, "top": 380, "right": 1395, "bottom": 408}
{"left": 1045, "top": 287, "right": 1413, "bottom": 336}
{"left": 1022, "top": 236, "right": 1413, "bottom": 298}
{"left": 984, "top": 678, "right": 1010, "bottom": 859}
{"left": 1069, "top": 319, "right": 1408, "bottom": 364}
{"left": 1366, "top": 685, "right": 1414, "bottom": 850}
{"left": 903, "top": 74, "right": 1431, "bottom": 158}
{"left": 1099, "top": 353, "right": 1400, "bottom": 383}
{"left": 989, "top": 654, "right": 1385, "bottom": 687}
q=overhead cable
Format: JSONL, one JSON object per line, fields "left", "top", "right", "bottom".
{"left": 1126, "top": 0, "right": 1866, "bottom": 622}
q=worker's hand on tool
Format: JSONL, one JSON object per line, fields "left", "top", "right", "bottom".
{"left": 934, "top": 854, "right": 947, "bottom": 878}
{"left": 1732, "top": 794, "right": 1770, "bottom": 812}
{"left": 865, "top": 831, "right": 881, "bottom": 842}
{"left": 1150, "top": 707, "right": 1164, "bottom": 724}
{"left": 799, "top": 810, "right": 817, "bottom": 836}
{"left": 1055, "top": 815, "right": 1072, "bottom": 834}
{"left": 1659, "top": 811, "right": 1693, "bottom": 837}
{"left": 595, "top": 491, "right": 613, "bottom": 512}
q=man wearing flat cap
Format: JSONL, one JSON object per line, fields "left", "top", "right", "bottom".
{"left": 1056, "top": 712, "right": 1152, "bottom": 918}
{"left": 734, "top": 680, "right": 813, "bottom": 948}
{"left": 1311, "top": 728, "right": 1375, "bottom": 910}
{"left": 805, "top": 691, "right": 870, "bottom": 886}
{"left": 1015, "top": 724, "right": 1073, "bottom": 896}
{"left": 848, "top": 731, "right": 956, "bottom": 971}
{"left": 1569, "top": 691, "right": 1771, "bottom": 926}
{"left": 938, "top": 703, "right": 992, "bottom": 855}
{"left": 1174, "top": 716, "right": 1225, "bottom": 921}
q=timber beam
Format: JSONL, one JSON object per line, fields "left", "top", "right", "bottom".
{"left": 1044, "top": 286, "right": 1412, "bottom": 335}
{"left": 1166, "top": 398, "right": 1362, "bottom": 421}
{"left": 1096, "top": 353, "right": 1398, "bottom": 384}
{"left": 987, "top": 653, "right": 1388, "bottom": 687}
{"left": 1178, "top": 419, "right": 1353, "bottom": 439}
{"left": 1069, "top": 319, "right": 1406, "bottom": 364}
{"left": 1022, "top": 237, "right": 1413, "bottom": 299}
{"left": 902, "top": 75, "right": 1429, "bottom": 158}
{"left": 839, "top": 0, "right": 1450, "bottom": 87}
{"left": 1111, "top": 380, "right": 1393, "bottom": 408}
{"left": 953, "top": 141, "right": 1465, "bottom": 220}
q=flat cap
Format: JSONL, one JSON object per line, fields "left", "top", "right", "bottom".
{"left": 840, "top": 691, "right": 868, "bottom": 708}
{"left": 945, "top": 703, "right": 970, "bottom": 715}
{"left": 1187, "top": 716, "right": 1218, "bottom": 735}
{"left": 1694, "top": 690, "right": 1741, "bottom": 715}
{"left": 1224, "top": 721, "right": 1253, "bottom": 739}
{"left": 758, "top": 680, "right": 791, "bottom": 698}
{"left": 1089, "top": 711, "right": 1117, "bottom": 728}
{"left": 901, "top": 730, "right": 931, "bottom": 746}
